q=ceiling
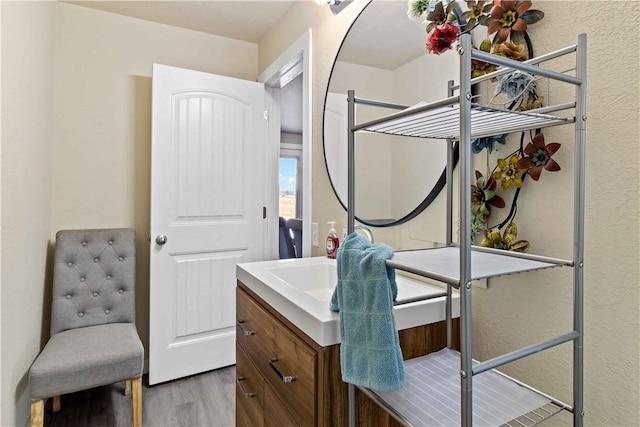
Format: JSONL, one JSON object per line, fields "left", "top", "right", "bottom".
{"left": 65, "top": 0, "right": 298, "bottom": 43}
{"left": 65, "top": 1, "right": 426, "bottom": 70}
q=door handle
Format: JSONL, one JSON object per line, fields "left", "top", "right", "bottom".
{"left": 155, "top": 235, "right": 168, "bottom": 245}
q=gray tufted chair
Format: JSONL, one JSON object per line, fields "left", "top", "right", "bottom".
{"left": 29, "top": 228, "right": 143, "bottom": 427}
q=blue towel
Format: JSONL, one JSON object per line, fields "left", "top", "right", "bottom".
{"left": 329, "top": 232, "right": 404, "bottom": 391}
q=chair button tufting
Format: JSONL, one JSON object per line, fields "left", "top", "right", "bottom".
{"left": 118, "top": 256, "right": 124, "bottom": 261}
{"left": 78, "top": 312, "right": 84, "bottom": 317}
{"left": 105, "top": 309, "right": 110, "bottom": 314}
{"left": 106, "top": 275, "right": 112, "bottom": 280}
{"left": 94, "top": 258, "right": 99, "bottom": 262}
{"left": 81, "top": 241, "right": 87, "bottom": 246}
{"left": 108, "top": 240, "right": 113, "bottom": 245}
{"left": 66, "top": 294, "right": 71, "bottom": 299}
{"left": 80, "top": 277, "right": 85, "bottom": 282}
{"left": 119, "top": 289, "right": 124, "bottom": 294}
{"left": 67, "top": 262, "right": 73, "bottom": 267}
{"left": 93, "top": 292, "right": 98, "bottom": 297}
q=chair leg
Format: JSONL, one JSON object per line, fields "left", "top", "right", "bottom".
{"left": 125, "top": 379, "right": 132, "bottom": 396}
{"left": 132, "top": 377, "right": 142, "bottom": 427}
{"left": 30, "top": 400, "right": 44, "bottom": 427}
{"left": 53, "top": 395, "right": 61, "bottom": 412}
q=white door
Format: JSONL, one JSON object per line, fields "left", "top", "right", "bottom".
{"left": 150, "top": 64, "right": 266, "bottom": 385}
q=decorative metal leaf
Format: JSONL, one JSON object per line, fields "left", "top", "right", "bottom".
{"left": 510, "top": 240, "right": 530, "bottom": 253}
{"left": 446, "top": 1, "right": 458, "bottom": 14}
{"left": 484, "top": 189, "right": 495, "bottom": 200}
{"left": 478, "top": 15, "right": 491, "bottom": 26}
{"left": 521, "top": 10, "right": 544, "bottom": 24}
{"left": 504, "top": 223, "right": 518, "bottom": 244}
{"left": 427, "top": 22, "right": 436, "bottom": 33}
{"left": 492, "top": 195, "right": 506, "bottom": 208}
{"left": 510, "top": 30, "right": 525, "bottom": 45}
{"left": 409, "top": 0, "right": 432, "bottom": 18}
{"left": 479, "top": 38, "right": 492, "bottom": 52}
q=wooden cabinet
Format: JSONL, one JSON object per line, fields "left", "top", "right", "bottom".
{"left": 236, "top": 283, "right": 316, "bottom": 425}
{"left": 264, "top": 381, "right": 300, "bottom": 427}
{"left": 236, "top": 343, "right": 264, "bottom": 427}
{"left": 236, "top": 282, "right": 459, "bottom": 427}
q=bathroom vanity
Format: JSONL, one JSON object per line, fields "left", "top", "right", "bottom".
{"left": 235, "top": 258, "right": 460, "bottom": 426}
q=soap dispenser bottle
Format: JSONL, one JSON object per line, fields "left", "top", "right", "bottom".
{"left": 326, "top": 221, "right": 340, "bottom": 259}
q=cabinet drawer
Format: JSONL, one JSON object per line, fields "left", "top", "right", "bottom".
{"left": 237, "top": 287, "right": 317, "bottom": 424}
{"left": 236, "top": 343, "right": 264, "bottom": 427}
{"left": 264, "top": 382, "right": 299, "bottom": 427}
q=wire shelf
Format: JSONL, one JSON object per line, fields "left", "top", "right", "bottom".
{"left": 386, "top": 247, "right": 570, "bottom": 286}
{"left": 359, "top": 102, "right": 574, "bottom": 140}
{"left": 360, "top": 348, "right": 567, "bottom": 427}
{"left": 346, "top": 33, "right": 586, "bottom": 426}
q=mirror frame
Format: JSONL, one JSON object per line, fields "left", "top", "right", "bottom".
{"left": 322, "top": 1, "right": 460, "bottom": 227}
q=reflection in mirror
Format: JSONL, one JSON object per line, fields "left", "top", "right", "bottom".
{"left": 324, "top": 0, "right": 460, "bottom": 226}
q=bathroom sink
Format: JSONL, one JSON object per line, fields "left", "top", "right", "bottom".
{"left": 267, "top": 262, "right": 336, "bottom": 302}
{"left": 237, "top": 257, "right": 459, "bottom": 347}
{"left": 266, "top": 261, "right": 451, "bottom": 305}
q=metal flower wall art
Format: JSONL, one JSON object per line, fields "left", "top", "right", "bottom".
{"left": 408, "top": 0, "right": 544, "bottom": 55}
{"left": 407, "top": 0, "right": 561, "bottom": 253}
{"left": 477, "top": 131, "right": 562, "bottom": 252}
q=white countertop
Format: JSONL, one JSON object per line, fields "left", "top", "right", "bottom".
{"left": 237, "top": 257, "right": 460, "bottom": 347}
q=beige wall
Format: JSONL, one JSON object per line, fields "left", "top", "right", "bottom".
{"left": 52, "top": 2, "right": 259, "bottom": 354}
{"left": 2, "top": 2, "right": 259, "bottom": 424}
{"left": 0, "top": 4, "right": 2, "bottom": 424}
{"left": 1, "top": 2, "right": 56, "bottom": 426}
{"left": 471, "top": 2, "right": 640, "bottom": 425}
{"left": 263, "top": 0, "right": 639, "bottom": 425}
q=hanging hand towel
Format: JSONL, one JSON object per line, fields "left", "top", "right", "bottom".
{"left": 329, "top": 232, "right": 404, "bottom": 391}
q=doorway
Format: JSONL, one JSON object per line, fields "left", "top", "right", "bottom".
{"left": 260, "top": 30, "right": 313, "bottom": 259}
{"left": 279, "top": 74, "right": 303, "bottom": 221}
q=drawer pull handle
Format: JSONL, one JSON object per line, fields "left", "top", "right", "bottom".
{"left": 236, "top": 376, "right": 255, "bottom": 398}
{"left": 236, "top": 320, "right": 254, "bottom": 336}
{"left": 269, "top": 358, "right": 295, "bottom": 383}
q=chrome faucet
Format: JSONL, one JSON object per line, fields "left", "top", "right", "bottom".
{"left": 354, "top": 225, "right": 374, "bottom": 243}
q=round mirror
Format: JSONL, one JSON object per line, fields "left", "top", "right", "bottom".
{"left": 323, "top": 0, "right": 460, "bottom": 227}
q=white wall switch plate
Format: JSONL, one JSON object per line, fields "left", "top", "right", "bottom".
{"left": 312, "top": 223, "right": 319, "bottom": 247}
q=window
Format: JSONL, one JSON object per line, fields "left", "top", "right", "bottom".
{"left": 279, "top": 145, "right": 302, "bottom": 219}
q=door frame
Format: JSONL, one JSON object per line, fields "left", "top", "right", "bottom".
{"left": 259, "top": 29, "right": 312, "bottom": 258}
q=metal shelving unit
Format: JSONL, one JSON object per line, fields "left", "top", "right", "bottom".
{"left": 345, "top": 33, "right": 587, "bottom": 426}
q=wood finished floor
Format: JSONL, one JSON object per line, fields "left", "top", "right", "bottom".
{"left": 42, "top": 366, "right": 236, "bottom": 427}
